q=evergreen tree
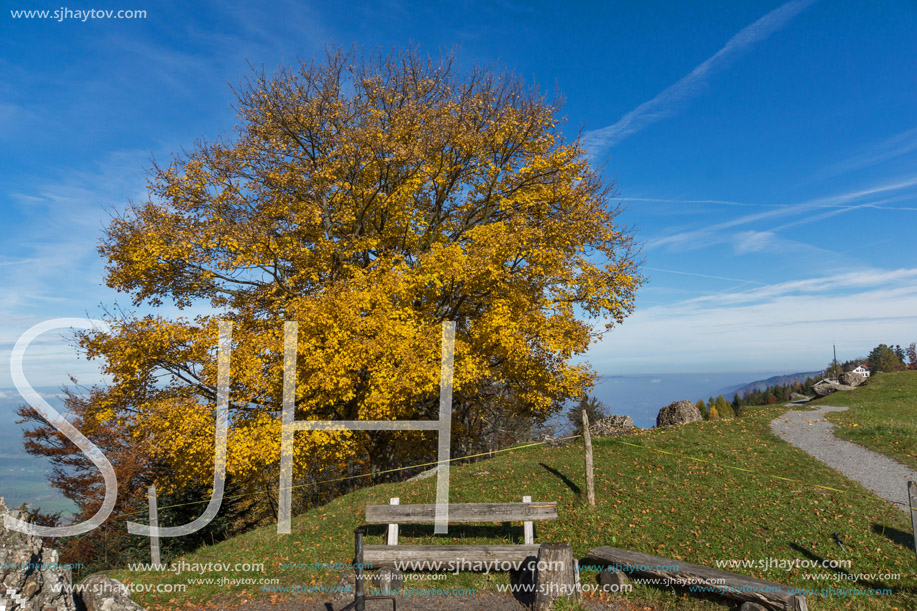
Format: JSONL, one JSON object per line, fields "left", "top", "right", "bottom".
{"left": 868, "top": 344, "right": 904, "bottom": 373}
{"left": 566, "top": 394, "right": 608, "bottom": 435}
{"left": 696, "top": 398, "right": 708, "bottom": 419}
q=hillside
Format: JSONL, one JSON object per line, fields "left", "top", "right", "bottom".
{"left": 812, "top": 369, "right": 917, "bottom": 470}
{"left": 110, "top": 404, "right": 917, "bottom": 611}
{"left": 717, "top": 371, "right": 823, "bottom": 398}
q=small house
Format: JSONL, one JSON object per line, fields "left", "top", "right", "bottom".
{"left": 851, "top": 365, "right": 870, "bottom": 378}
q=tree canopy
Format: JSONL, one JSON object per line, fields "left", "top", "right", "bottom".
{"left": 74, "top": 47, "right": 642, "bottom": 496}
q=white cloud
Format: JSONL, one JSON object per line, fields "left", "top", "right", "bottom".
{"left": 588, "top": 268, "right": 917, "bottom": 374}
{"left": 584, "top": 0, "right": 815, "bottom": 152}
{"left": 732, "top": 230, "right": 777, "bottom": 254}
{"left": 817, "top": 126, "right": 917, "bottom": 180}
{"left": 647, "top": 175, "right": 917, "bottom": 251}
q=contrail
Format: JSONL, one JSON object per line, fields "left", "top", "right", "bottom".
{"left": 585, "top": 0, "right": 816, "bottom": 152}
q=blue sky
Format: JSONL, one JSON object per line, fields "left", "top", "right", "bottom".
{"left": 2, "top": 0, "right": 916, "bottom": 391}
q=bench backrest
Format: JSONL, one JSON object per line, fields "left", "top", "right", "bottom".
{"left": 366, "top": 497, "right": 556, "bottom": 546}
{"left": 365, "top": 500, "right": 558, "bottom": 525}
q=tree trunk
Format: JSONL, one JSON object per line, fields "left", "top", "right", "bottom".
{"left": 534, "top": 542, "right": 578, "bottom": 611}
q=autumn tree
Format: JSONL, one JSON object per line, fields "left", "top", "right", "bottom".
{"left": 74, "top": 48, "right": 642, "bottom": 504}
{"left": 714, "top": 395, "right": 731, "bottom": 419}
{"left": 16, "top": 386, "right": 250, "bottom": 571}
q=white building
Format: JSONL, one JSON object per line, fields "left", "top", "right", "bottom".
{"left": 851, "top": 365, "right": 870, "bottom": 378}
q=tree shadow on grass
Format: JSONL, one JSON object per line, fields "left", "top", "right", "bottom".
{"left": 871, "top": 522, "right": 915, "bottom": 551}
{"left": 539, "top": 463, "right": 581, "bottom": 496}
{"left": 787, "top": 542, "right": 912, "bottom": 593}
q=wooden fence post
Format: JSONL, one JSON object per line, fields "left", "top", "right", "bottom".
{"left": 582, "top": 410, "right": 595, "bottom": 506}
{"left": 908, "top": 479, "right": 917, "bottom": 562}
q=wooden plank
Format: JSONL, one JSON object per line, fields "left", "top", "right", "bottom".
{"left": 522, "top": 496, "right": 534, "bottom": 545}
{"left": 365, "top": 502, "right": 557, "bottom": 525}
{"left": 364, "top": 544, "right": 541, "bottom": 568}
{"left": 582, "top": 410, "right": 595, "bottom": 506}
{"left": 587, "top": 546, "right": 806, "bottom": 611}
{"left": 387, "top": 497, "right": 399, "bottom": 546}
{"left": 909, "top": 480, "right": 917, "bottom": 562}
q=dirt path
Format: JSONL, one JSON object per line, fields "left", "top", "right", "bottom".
{"left": 770, "top": 404, "right": 916, "bottom": 513}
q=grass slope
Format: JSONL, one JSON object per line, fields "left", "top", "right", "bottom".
{"left": 113, "top": 405, "right": 916, "bottom": 610}
{"left": 812, "top": 370, "right": 917, "bottom": 471}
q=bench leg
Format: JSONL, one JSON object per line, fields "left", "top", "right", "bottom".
{"left": 339, "top": 529, "right": 396, "bottom": 611}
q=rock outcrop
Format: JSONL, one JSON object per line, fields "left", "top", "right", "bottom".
{"left": 0, "top": 497, "right": 76, "bottom": 610}
{"left": 0, "top": 496, "right": 146, "bottom": 611}
{"left": 589, "top": 415, "right": 634, "bottom": 437}
{"left": 656, "top": 400, "right": 703, "bottom": 427}
{"left": 838, "top": 371, "right": 867, "bottom": 387}
{"left": 812, "top": 380, "right": 857, "bottom": 397}
{"left": 78, "top": 574, "right": 145, "bottom": 611}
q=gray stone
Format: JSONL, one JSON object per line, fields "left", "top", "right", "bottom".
{"left": 371, "top": 567, "right": 404, "bottom": 594}
{"left": 590, "top": 415, "right": 635, "bottom": 437}
{"left": 812, "top": 380, "right": 839, "bottom": 397}
{"left": 0, "top": 496, "right": 76, "bottom": 611}
{"left": 0, "top": 497, "right": 146, "bottom": 611}
{"left": 789, "top": 392, "right": 809, "bottom": 402}
{"left": 598, "top": 569, "right": 629, "bottom": 589}
{"left": 78, "top": 575, "right": 145, "bottom": 611}
{"left": 839, "top": 371, "right": 866, "bottom": 387}
{"left": 739, "top": 602, "right": 768, "bottom": 611}
{"left": 333, "top": 569, "right": 356, "bottom": 600}
{"left": 813, "top": 380, "right": 857, "bottom": 397}
{"left": 656, "top": 400, "right": 703, "bottom": 427}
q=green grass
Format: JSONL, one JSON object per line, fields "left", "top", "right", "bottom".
{"left": 811, "top": 370, "right": 917, "bottom": 471}
{"left": 110, "top": 406, "right": 917, "bottom": 611}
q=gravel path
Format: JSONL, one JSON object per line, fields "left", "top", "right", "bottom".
{"left": 187, "top": 592, "right": 636, "bottom": 611}
{"left": 770, "top": 404, "right": 916, "bottom": 513}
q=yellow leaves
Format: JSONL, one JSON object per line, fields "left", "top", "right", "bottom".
{"left": 88, "top": 47, "right": 644, "bottom": 496}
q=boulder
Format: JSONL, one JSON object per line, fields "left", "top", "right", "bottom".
{"left": 589, "top": 415, "right": 634, "bottom": 437}
{"left": 739, "top": 603, "right": 768, "bottom": 611}
{"left": 813, "top": 380, "right": 857, "bottom": 397}
{"left": 839, "top": 371, "right": 866, "bottom": 387}
{"left": 598, "top": 569, "right": 629, "bottom": 589}
{"left": 789, "top": 392, "right": 809, "bottom": 402}
{"left": 0, "top": 496, "right": 76, "bottom": 611}
{"left": 812, "top": 380, "right": 839, "bottom": 397}
{"left": 656, "top": 400, "right": 703, "bottom": 427}
{"left": 77, "top": 575, "right": 145, "bottom": 611}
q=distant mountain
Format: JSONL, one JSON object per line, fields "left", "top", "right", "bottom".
{"left": 716, "top": 371, "right": 823, "bottom": 399}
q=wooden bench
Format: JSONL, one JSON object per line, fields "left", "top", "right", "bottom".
{"left": 587, "top": 546, "right": 808, "bottom": 611}
{"left": 362, "top": 496, "right": 558, "bottom": 568}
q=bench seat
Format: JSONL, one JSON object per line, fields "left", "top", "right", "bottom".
{"left": 363, "top": 544, "right": 541, "bottom": 567}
